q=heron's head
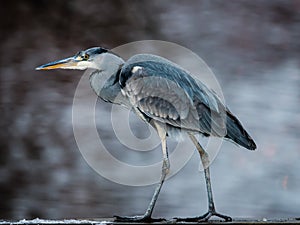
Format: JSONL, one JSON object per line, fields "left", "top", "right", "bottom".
{"left": 36, "top": 47, "right": 121, "bottom": 71}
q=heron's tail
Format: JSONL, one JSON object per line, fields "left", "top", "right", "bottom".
{"left": 225, "top": 110, "right": 256, "bottom": 150}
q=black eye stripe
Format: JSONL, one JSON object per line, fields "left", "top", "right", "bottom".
{"left": 75, "top": 51, "right": 83, "bottom": 57}
{"left": 75, "top": 47, "right": 107, "bottom": 60}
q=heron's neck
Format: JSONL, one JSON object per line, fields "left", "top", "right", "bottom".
{"left": 89, "top": 54, "right": 129, "bottom": 106}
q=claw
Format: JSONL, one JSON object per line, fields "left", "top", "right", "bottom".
{"left": 175, "top": 210, "right": 232, "bottom": 222}
{"left": 114, "top": 215, "right": 166, "bottom": 222}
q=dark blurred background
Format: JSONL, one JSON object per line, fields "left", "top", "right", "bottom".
{"left": 1, "top": 0, "right": 300, "bottom": 220}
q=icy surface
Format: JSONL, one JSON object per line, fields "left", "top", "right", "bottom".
{"left": 0, "top": 218, "right": 109, "bottom": 224}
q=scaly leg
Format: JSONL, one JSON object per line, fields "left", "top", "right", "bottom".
{"left": 176, "top": 134, "right": 232, "bottom": 222}
{"left": 114, "top": 122, "right": 169, "bottom": 222}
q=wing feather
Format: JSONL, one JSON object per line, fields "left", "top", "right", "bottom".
{"left": 120, "top": 55, "right": 227, "bottom": 136}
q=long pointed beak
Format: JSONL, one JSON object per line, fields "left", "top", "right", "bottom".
{"left": 35, "top": 57, "right": 77, "bottom": 70}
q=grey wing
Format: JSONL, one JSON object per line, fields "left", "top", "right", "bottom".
{"left": 123, "top": 54, "right": 221, "bottom": 113}
{"left": 122, "top": 65, "right": 225, "bottom": 136}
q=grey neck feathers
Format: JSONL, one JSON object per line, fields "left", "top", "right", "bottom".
{"left": 89, "top": 53, "right": 129, "bottom": 107}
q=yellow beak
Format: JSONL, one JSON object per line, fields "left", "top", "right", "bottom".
{"left": 35, "top": 57, "right": 78, "bottom": 70}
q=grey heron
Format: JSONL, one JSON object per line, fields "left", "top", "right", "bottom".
{"left": 36, "top": 47, "right": 256, "bottom": 222}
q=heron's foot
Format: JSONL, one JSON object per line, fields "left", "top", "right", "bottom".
{"left": 114, "top": 215, "right": 166, "bottom": 222}
{"left": 175, "top": 210, "right": 232, "bottom": 222}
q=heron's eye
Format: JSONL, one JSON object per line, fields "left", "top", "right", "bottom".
{"left": 83, "top": 54, "right": 89, "bottom": 60}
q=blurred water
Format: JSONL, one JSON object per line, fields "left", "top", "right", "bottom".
{"left": 0, "top": 0, "right": 300, "bottom": 220}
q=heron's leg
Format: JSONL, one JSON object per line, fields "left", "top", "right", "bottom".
{"left": 114, "top": 122, "right": 169, "bottom": 222}
{"left": 176, "top": 134, "right": 232, "bottom": 222}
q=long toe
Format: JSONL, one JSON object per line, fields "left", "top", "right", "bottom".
{"left": 212, "top": 212, "right": 232, "bottom": 222}
{"left": 114, "top": 215, "right": 165, "bottom": 222}
{"left": 200, "top": 211, "right": 232, "bottom": 222}
{"left": 175, "top": 211, "right": 232, "bottom": 222}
